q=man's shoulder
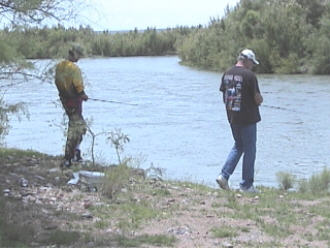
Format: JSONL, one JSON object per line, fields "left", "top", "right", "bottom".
{"left": 57, "top": 60, "right": 79, "bottom": 70}
{"left": 233, "top": 67, "right": 257, "bottom": 81}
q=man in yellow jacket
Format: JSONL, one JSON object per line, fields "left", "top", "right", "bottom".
{"left": 55, "top": 44, "right": 88, "bottom": 168}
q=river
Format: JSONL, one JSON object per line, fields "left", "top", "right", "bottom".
{"left": 3, "top": 56, "right": 330, "bottom": 188}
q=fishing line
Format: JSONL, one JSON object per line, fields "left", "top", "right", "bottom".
{"left": 88, "top": 98, "right": 138, "bottom": 106}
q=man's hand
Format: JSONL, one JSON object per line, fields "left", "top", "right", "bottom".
{"left": 81, "top": 94, "right": 88, "bottom": 101}
{"left": 254, "top": 93, "right": 263, "bottom": 106}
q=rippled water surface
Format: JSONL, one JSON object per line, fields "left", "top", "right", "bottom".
{"left": 4, "top": 56, "right": 330, "bottom": 187}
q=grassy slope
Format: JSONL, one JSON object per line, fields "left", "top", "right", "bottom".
{"left": 0, "top": 147, "right": 329, "bottom": 248}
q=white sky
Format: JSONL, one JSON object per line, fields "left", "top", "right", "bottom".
{"left": 78, "top": 0, "right": 240, "bottom": 31}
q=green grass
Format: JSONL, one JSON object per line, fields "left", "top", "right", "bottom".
{"left": 0, "top": 147, "right": 44, "bottom": 158}
{"left": 223, "top": 191, "right": 240, "bottom": 210}
{"left": 259, "top": 221, "right": 292, "bottom": 238}
{"left": 280, "top": 168, "right": 330, "bottom": 195}
{"left": 94, "top": 220, "right": 109, "bottom": 229}
{"left": 217, "top": 188, "right": 307, "bottom": 239}
{"left": 210, "top": 226, "right": 238, "bottom": 238}
{"left": 172, "top": 180, "right": 214, "bottom": 194}
{"left": 0, "top": 198, "right": 34, "bottom": 247}
{"left": 114, "top": 234, "right": 177, "bottom": 247}
{"left": 307, "top": 168, "right": 330, "bottom": 194}
{"left": 101, "top": 163, "right": 131, "bottom": 198}
{"left": 240, "top": 241, "right": 283, "bottom": 247}
{"left": 316, "top": 220, "right": 330, "bottom": 242}
{"left": 308, "top": 200, "right": 330, "bottom": 219}
{"left": 276, "top": 172, "right": 296, "bottom": 190}
{"left": 42, "top": 230, "right": 80, "bottom": 246}
{"left": 91, "top": 199, "right": 161, "bottom": 235}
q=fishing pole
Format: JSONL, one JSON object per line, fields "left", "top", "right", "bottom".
{"left": 262, "top": 104, "right": 304, "bottom": 114}
{"left": 88, "top": 97, "right": 138, "bottom": 106}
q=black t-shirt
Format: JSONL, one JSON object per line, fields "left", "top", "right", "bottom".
{"left": 220, "top": 66, "right": 261, "bottom": 125}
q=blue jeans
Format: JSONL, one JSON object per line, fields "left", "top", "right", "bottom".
{"left": 221, "top": 123, "right": 257, "bottom": 189}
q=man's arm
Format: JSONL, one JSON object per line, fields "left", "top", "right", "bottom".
{"left": 254, "top": 92, "right": 263, "bottom": 106}
{"left": 72, "top": 66, "right": 88, "bottom": 101}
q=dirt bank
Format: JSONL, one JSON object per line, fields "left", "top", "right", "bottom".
{"left": 0, "top": 148, "right": 329, "bottom": 247}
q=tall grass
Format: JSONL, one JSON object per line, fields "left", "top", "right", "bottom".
{"left": 300, "top": 168, "right": 330, "bottom": 194}
{"left": 101, "top": 161, "right": 132, "bottom": 199}
{"left": 276, "top": 172, "right": 296, "bottom": 190}
{"left": 277, "top": 168, "right": 330, "bottom": 194}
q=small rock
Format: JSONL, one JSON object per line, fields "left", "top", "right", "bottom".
{"left": 121, "top": 188, "right": 128, "bottom": 193}
{"left": 40, "top": 186, "right": 50, "bottom": 191}
{"left": 82, "top": 212, "right": 93, "bottom": 219}
{"left": 236, "top": 193, "right": 242, "bottom": 198}
{"left": 20, "top": 191, "right": 32, "bottom": 197}
{"left": 23, "top": 195, "right": 36, "bottom": 203}
{"left": 223, "top": 242, "right": 234, "bottom": 248}
{"left": 254, "top": 195, "right": 260, "bottom": 200}
{"left": 168, "top": 225, "right": 191, "bottom": 236}
{"left": 49, "top": 168, "right": 60, "bottom": 173}
{"left": 44, "top": 224, "right": 58, "bottom": 230}
{"left": 3, "top": 189, "right": 11, "bottom": 194}
{"left": 20, "top": 178, "right": 28, "bottom": 187}
{"left": 35, "top": 175, "right": 46, "bottom": 181}
{"left": 7, "top": 155, "right": 14, "bottom": 160}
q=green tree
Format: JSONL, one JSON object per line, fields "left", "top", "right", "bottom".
{"left": 307, "top": 8, "right": 330, "bottom": 74}
{"left": 0, "top": 0, "right": 84, "bottom": 142}
{"left": 177, "top": 0, "right": 330, "bottom": 74}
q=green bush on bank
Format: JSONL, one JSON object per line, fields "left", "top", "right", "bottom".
{"left": 178, "top": 0, "right": 330, "bottom": 74}
{"left": 1, "top": 0, "right": 330, "bottom": 74}
{"left": 0, "top": 25, "right": 194, "bottom": 59}
{"left": 277, "top": 168, "right": 330, "bottom": 195}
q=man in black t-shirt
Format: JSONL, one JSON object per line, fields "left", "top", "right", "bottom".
{"left": 216, "top": 49, "right": 263, "bottom": 193}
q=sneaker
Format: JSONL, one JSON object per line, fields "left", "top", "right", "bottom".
{"left": 239, "top": 185, "right": 259, "bottom": 193}
{"left": 73, "top": 149, "right": 83, "bottom": 162}
{"left": 216, "top": 175, "right": 230, "bottom": 190}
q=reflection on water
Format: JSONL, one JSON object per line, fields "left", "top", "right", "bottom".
{"left": 3, "top": 56, "right": 330, "bottom": 187}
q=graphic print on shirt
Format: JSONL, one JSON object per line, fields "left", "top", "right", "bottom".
{"left": 223, "top": 74, "right": 243, "bottom": 112}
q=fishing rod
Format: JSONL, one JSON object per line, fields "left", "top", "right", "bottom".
{"left": 88, "top": 97, "right": 138, "bottom": 106}
{"left": 261, "top": 104, "right": 303, "bottom": 114}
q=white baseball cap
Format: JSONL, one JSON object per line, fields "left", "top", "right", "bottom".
{"left": 240, "top": 49, "right": 259, "bottom": 65}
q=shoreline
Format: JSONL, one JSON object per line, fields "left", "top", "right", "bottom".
{"left": 0, "top": 147, "right": 329, "bottom": 247}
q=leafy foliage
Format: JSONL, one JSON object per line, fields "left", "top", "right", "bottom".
{"left": 178, "top": 0, "right": 330, "bottom": 74}
{"left": 0, "top": 25, "right": 195, "bottom": 59}
{"left": 276, "top": 172, "right": 296, "bottom": 190}
{"left": 0, "top": 97, "right": 27, "bottom": 144}
{"left": 0, "top": 0, "right": 77, "bottom": 25}
{"left": 0, "top": 0, "right": 83, "bottom": 142}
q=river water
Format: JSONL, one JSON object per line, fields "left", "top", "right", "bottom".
{"left": 3, "top": 56, "right": 330, "bottom": 188}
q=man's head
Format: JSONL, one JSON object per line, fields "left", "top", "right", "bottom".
{"left": 237, "top": 49, "right": 259, "bottom": 69}
{"left": 68, "top": 44, "right": 84, "bottom": 62}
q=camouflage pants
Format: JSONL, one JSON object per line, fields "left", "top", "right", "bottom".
{"left": 64, "top": 113, "right": 87, "bottom": 160}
